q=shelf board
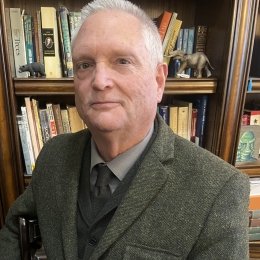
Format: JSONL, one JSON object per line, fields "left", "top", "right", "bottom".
{"left": 236, "top": 160, "right": 260, "bottom": 176}
{"left": 14, "top": 77, "right": 217, "bottom": 95}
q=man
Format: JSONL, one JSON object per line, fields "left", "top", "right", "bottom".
{"left": 0, "top": 0, "right": 250, "bottom": 259}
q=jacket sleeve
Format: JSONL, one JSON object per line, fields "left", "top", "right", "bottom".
{"left": 0, "top": 183, "right": 36, "bottom": 260}
{"left": 188, "top": 172, "right": 250, "bottom": 260}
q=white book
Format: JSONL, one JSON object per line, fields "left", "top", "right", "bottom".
{"left": 9, "top": 8, "right": 29, "bottom": 78}
{"left": 20, "top": 107, "right": 35, "bottom": 171}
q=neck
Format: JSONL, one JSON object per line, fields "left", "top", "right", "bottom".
{"left": 91, "top": 127, "right": 152, "bottom": 162}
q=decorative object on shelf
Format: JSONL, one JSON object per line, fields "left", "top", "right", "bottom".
{"left": 236, "top": 125, "right": 260, "bottom": 163}
{"left": 166, "top": 50, "right": 214, "bottom": 78}
{"left": 19, "top": 62, "right": 46, "bottom": 78}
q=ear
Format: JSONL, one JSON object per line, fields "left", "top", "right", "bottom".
{"left": 155, "top": 62, "right": 168, "bottom": 103}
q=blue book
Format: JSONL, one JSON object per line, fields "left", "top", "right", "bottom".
{"left": 186, "top": 27, "right": 195, "bottom": 76}
{"left": 23, "top": 14, "right": 35, "bottom": 64}
{"left": 194, "top": 95, "right": 208, "bottom": 147}
{"left": 158, "top": 105, "right": 169, "bottom": 125}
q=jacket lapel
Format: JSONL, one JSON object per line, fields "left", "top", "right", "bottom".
{"left": 56, "top": 130, "right": 90, "bottom": 260}
{"left": 91, "top": 152, "right": 169, "bottom": 259}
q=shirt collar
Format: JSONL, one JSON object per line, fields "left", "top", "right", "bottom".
{"left": 91, "top": 125, "right": 154, "bottom": 181}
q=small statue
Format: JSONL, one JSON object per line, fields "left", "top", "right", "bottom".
{"left": 19, "top": 62, "right": 46, "bottom": 78}
{"left": 166, "top": 50, "right": 214, "bottom": 78}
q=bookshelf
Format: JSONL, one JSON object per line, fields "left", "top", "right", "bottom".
{"left": 0, "top": 0, "right": 257, "bottom": 253}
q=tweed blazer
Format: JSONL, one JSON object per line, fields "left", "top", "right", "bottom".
{"left": 0, "top": 115, "right": 250, "bottom": 260}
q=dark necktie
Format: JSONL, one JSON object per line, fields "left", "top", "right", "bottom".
{"left": 91, "top": 163, "right": 114, "bottom": 215}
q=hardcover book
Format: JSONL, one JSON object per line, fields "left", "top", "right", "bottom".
{"left": 41, "top": 7, "right": 62, "bottom": 78}
{"left": 9, "top": 8, "right": 29, "bottom": 78}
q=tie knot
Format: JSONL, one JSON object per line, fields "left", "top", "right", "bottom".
{"left": 95, "top": 164, "right": 114, "bottom": 188}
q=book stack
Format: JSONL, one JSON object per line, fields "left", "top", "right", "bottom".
{"left": 6, "top": 6, "right": 81, "bottom": 78}
{"left": 158, "top": 95, "right": 208, "bottom": 146}
{"left": 16, "top": 98, "right": 86, "bottom": 175}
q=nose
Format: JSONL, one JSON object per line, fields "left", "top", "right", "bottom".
{"left": 92, "top": 62, "right": 113, "bottom": 90}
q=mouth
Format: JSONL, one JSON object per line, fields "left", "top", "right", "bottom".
{"left": 91, "top": 101, "right": 120, "bottom": 110}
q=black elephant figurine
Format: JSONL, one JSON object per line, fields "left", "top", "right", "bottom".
{"left": 19, "top": 62, "right": 46, "bottom": 77}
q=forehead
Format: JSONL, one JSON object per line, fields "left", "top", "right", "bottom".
{"left": 77, "top": 9, "right": 143, "bottom": 41}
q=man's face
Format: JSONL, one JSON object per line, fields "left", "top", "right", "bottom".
{"left": 72, "top": 10, "right": 166, "bottom": 138}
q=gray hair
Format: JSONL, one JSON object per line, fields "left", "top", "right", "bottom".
{"left": 71, "top": 0, "right": 163, "bottom": 68}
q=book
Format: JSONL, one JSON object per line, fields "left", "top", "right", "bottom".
{"left": 41, "top": 7, "right": 62, "bottom": 78}
{"left": 4, "top": 8, "right": 16, "bottom": 77}
{"left": 185, "top": 27, "right": 195, "bottom": 75}
{"left": 164, "top": 19, "right": 182, "bottom": 65}
{"left": 24, "top": 97, "right": 40, "bottom": 159}
{"left": 194, "top": 25, "right": 208, "bottom": 53}
{"left": 67, "top": 106, "right": 85, "bottom": 133}
{"left": 236, "top": 125, "right": 260, "bottom": 162}
{"left": 46, "top": 103, "right": 58, "bottom": 138}
{"left": 61, "top": 109, "right": 71, "bottom": 133}
{"left": 249, "top": 232, "right": 260, "bottom": 241}
{"left": 16, "top": 115, "right": 34, "bottom": 175}
{"left": 23, "top": 14, "right": 35, "bottom": 64}
{"left": 156, "top": 11, "right": 172, "bottom": 42}
{"left": 39, "top": 109, "right": 51, "bottom": 144}
{"left": 169, "top": 106, "right": 178, "bottom": 133}
{"left": 20, "top": 106, "right": 35, "bottom": 171}
{"left": 68, "top": 11, "right": 81, "bottom": 37}
{"left": 244, "top": 109, "right": 260, "bottom": 125}
{"left": 52, "top": 104, "right": 64, "bottom": 135}
{"left": 31, "top": 99, "right": 43, "bottom": 150}
{"left": 9, "top": 8, "right": 29, "bottom": 78}
{"left": 193, "top": 95, "right": 208, "bottom": 147}
{"left": 36, "top": 10, "right": 44, "bottom": 64}
{"left": 158, "top": 105, "right": 169, "bottom": 125}
{"left": 162, "top": 12, "right": 178, "bottom": 54}
{"left": 249, "top": 209, "right": 260, "bottom": 219}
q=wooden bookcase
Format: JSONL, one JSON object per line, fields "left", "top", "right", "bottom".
{"left": 0, "top": 0, "right": 258, "bottom": 254}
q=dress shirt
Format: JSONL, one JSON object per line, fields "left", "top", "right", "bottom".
{"left": 90, "top": 125, "right": 154, "bottom": 193}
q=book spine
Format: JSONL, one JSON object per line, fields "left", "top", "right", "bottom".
{"left": 194, "top": 25, "right": 208, "bottom": 53}
{"left": 162, "top": 12, "right": 178, "bottom": 53}
{"left": 158, "top": 105, "right": 169, "bottom": 125}
{"left": 52, "top": 104, "right": 64, "bottom": 134}
{"left": 157, "top": 11, "right": 172, "bottom": 41}
{"left": 4, "top": 8, "right": 16, "bottom": 77}
{"left": 61, "top": 109, "right": 71, "bottom": 133}
{"left": 67, "top": 106, "right": 85, "bottom": 133}
{"left": 36, "top": 10, "right": 44, "bottom": 64}
{"left": 9, "top": 8, "right": 29, "bottom": 78}
{"left": 23, "top": 14, "right": 35, "bottom": 64}
{"left": 58, "top": 6, "right": 73, "bottom": 77}
{"left": 20, "top": 106, "right": 35, "bottom": 170}
{"left": 185, "top": 27, "right": 195, "bottom": 76}
{"left": 31, "top": 99, "right": 44, "bottom": 149}
{"left": 39, "top": 109, "right": 51, "bottom": 143}
{"left": 41, "top": 7, "right": 62, "bottom": 78}
{"left": 194, "top": 95, "right": 208, "bottom": 147}
{"left": 16, "top": 115, "right": 33, "bottom": 175}
{"left": 24, "top": 97, "right": 40, "bottom": 158}
{"left": 169, "top": 106, "right": 178, "bottom": 133}
{"left": 46, "top": 103, "right": 58, "bottom": 138}
{"left": 181, "top": 28, "right": 189, "bottom": 53}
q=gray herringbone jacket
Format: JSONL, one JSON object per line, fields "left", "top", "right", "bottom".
{"left": 0, "top": 115, "right": 250, "bottom": 259}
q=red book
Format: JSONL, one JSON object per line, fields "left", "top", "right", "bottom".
{"left": 156, "top": 11, "right": 172, "bottom": 41}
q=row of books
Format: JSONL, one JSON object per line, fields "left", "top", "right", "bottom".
{"left": 6, "top": 6, "right": 81, "bottom": 78}
{"left": 249, "top": 178, "right": 260, "bottom": 241}
{"left": 154, "top": 10, "right": 208, "bottom": 77}
{"left": 16, "top": 98, "right": 86, "bottom": 175}
{"left": 158, "top": 95, "right": 208, "bottom": 147}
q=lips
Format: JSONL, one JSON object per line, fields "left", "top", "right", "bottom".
{"left": 91, "top": 101, "right": 120, "bottom": 109}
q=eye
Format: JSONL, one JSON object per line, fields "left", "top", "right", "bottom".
{"left": 117, "top": 58, "right": 131, "bottom": 65}
{"left": 76, "top": 61, "right": 93, "bottom": 71}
